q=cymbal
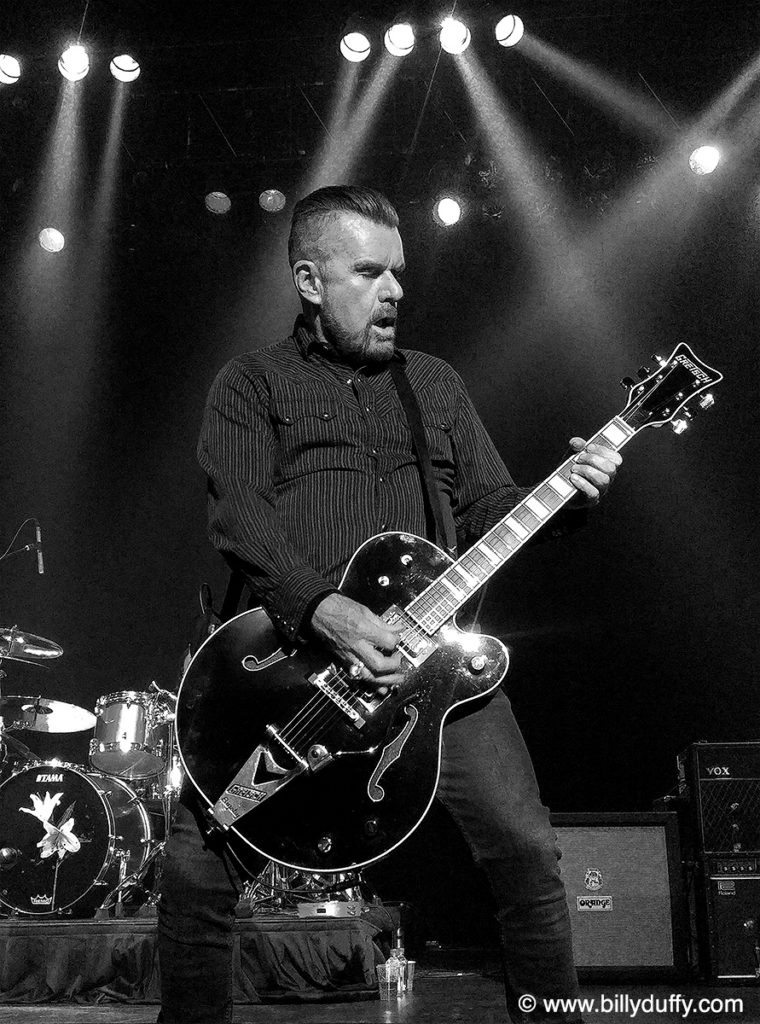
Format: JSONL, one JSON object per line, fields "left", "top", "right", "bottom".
{"left": 0, "top": 627, "right": 63, "bottom": 665}
{"left": 0, "top": 696, "right": 95, "bottom": 733}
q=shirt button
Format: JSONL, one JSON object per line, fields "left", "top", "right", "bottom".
{"left": 321, "top": 412, "right": 330, "bottom": 419}
{"left": 365, "top": 406, "right": 371, "bottom": 412}
{"left": 346, "top": 378, "right": 353, "bottom": 385}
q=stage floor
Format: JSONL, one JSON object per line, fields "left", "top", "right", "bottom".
{"left": 1, "top": 972, "right": 759, "bottom": 1024}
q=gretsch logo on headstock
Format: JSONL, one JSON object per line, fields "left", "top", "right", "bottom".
{"left": 674, "top": 354, "right": 710, "bottom": 384}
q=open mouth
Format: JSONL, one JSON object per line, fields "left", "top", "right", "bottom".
{"left": 373, "top": 316, "right": 396, "bottom": 330}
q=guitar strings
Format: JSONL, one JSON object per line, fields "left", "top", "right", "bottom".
{"left": 281, "top": 615, "right": 429, "bottom": 753}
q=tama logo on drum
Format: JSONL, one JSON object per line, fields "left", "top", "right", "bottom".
{"left": 36, "top": 774, "right": 64, "bottom": 782}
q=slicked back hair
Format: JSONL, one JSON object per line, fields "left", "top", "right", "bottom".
{"left": 288, "top": 185, "right": 399, "bottom": 269}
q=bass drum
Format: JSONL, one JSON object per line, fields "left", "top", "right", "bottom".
{"left": 0, "top": 762, "right": 151, "bottom": 916}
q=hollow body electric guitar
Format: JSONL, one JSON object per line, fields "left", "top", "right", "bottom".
{"left": 177, "top": 343, "right": 722, "bottom": 872}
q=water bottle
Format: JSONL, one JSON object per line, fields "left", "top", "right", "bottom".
{"left": 390, "top": 946, "right": 407, "bottom": 992}
{"left": 385, "top": 947, "right": 400, "bottom": 991}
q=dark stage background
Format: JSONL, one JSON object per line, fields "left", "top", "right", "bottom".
{"left": 1, "top": 0, "right": 758, "bottom": 943}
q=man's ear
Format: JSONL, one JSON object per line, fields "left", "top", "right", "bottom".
{"left": 292, "top": 260, "right": 323, "bottom": 307}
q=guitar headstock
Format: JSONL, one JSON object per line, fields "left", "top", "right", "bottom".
{"left": 620, "top": 343, "right": 723, "bottom": 434}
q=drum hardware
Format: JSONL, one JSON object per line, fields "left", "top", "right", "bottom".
{"left": 238, "top": 861, "right": 367, "bottom": 916}
{"left": 94, "top": 839, "right": 167, "bottom": 918}
{"left": 85, "top": 683, "right": 181, "bottom": 917}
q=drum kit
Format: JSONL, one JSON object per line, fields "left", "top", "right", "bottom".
{"left": 0, "top": 625, "right": 181, "bottom": 918}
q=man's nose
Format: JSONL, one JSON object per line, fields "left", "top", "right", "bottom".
{"left": 382, "top": 272, "right": 403, "bottom": 302}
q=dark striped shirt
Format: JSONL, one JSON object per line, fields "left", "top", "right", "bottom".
{"left": 197, "top": 317, "right": 536, "bottom": 640}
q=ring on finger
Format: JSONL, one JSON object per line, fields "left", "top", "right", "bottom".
{"left": 349, "top": 662, "right": 364, "bottom": 678}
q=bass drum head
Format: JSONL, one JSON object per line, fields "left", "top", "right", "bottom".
{"left": 0, "top": 763, "right": 150, "bottom": 916}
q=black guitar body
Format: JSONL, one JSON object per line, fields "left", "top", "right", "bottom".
{"left": 177, "top": 532, "right": 509, "bottom": 872}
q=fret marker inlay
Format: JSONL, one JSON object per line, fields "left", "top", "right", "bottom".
{"left": 506, "top": 517, "right": 529, "bottom": 539}
{"left": 602, "top": 422, "right": 627, "bottom": 447}
{"left": 549, "top": 474, "right": 574, "bottom": 497}
{"left": 479, "top": 543, "right": 500, "bottom": 565}
{"left": 441, "top": 578, "right": 464, "bottom": 600}
{"left": 526, "top": 496, "right": 550, "bottom": 519}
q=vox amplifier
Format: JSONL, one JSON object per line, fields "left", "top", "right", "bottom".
{"left": 678, "top": 742, "right": 760, "bottom": 854}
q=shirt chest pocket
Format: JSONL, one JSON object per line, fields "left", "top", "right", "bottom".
{"left": 270, "top": 395, "right": 352, "bottom": 476}
{"left": 421, "top": 412, "right": 454, "bottom": 465}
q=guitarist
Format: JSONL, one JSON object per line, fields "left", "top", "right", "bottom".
{"left": 158, "top": 185, "right": 621, "bottom": 1024}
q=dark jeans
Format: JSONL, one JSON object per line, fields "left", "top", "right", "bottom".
{"left": 157, "top": 688, "right": 581, "bottom": 1023}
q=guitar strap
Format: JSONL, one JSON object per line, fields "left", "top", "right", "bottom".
{"left": 389, "top": 359, "right": 457, "bottom": 559}
{"left": 221, "top": 358, "right": 458, "bottom": 622}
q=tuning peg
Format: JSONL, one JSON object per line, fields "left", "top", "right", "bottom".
{"left": 699, "top": 393, "right": 715, "bottom": 410}
{"left": 619, "top": 376, "right": 636, "bottom": 390}
{"left": 651, "top": 354, "right": 668, "bottom": 368}
{"left": 671, "top": 418, "right": 689, "bottom": 435}
{"left": 638, "top": 366, "right": 651, "bottom": 379}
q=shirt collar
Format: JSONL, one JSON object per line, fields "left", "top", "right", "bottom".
{"left": 292, "top": 314, "right": 406, "bottom": 367}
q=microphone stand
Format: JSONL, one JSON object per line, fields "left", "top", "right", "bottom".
{"left": 0, "top": 543, "right": 39, "bottom": 566}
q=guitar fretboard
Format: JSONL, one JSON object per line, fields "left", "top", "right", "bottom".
{"left": 407, "top": 416, "right": 636, "bottom": 635}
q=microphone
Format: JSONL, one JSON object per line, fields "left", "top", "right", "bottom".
{"left": 0, "top": 847, "right": 22, "bottom": 868}
{"left": 35, "top": 522, "right": 44, "bottom": 575}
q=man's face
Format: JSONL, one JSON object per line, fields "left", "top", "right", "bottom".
{"left": 314, "top": 213, "right": 405, "bottom": 364}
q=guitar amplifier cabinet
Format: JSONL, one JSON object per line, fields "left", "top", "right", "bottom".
{"left": 700, "top": 857, "right": 760, "bottom": 982}
{"left": 550, "top": 812, "right": 687, "bottom": 977}
{"left": 678, "top": 742, "right": 760, "bottom": 854}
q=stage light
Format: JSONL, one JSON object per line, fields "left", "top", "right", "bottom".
{"left": 0, "top": 55, "right": 21, "bottom": 85}
{"left": 204, "top": 191, "right": 232, "bottom": 215}
{"left": 58, "top": 44, "right": 89, "bottom": 82}
{"left": 384, "top": 23, "right": 415, "bottom": 57}
{"left": 38, "top": 228, "right": 65, "bottom": 252}
{"left": 259, "top": 189, "right": 287, "bottom": 213}
{"left": 495, "top": 14, "right": 524, "bottom": 47}
{"left": 688, "top": 145, "right": 720, "bottom": 175}
{"left": 340, "top": 31, "right": 371, "bottom": 62}
{"left": 110, "top": 54, "right": 140, "bottom": 82}
{"left": 434, "top": 197, "right": 462, "bottom": 226}
{"left": 440, "top": 17, "right": 471, "bottom": 55}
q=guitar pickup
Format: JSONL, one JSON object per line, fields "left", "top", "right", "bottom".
{"left": 382, "top": 606, "right": 437, "bottom": 667}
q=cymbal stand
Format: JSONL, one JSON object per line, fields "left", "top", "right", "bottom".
{"left": 0, "top": 639, "right": 9, "bottom": 770}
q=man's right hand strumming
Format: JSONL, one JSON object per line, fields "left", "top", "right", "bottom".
{"left": 308, "top": 592, "right": 406, "bottom": 690}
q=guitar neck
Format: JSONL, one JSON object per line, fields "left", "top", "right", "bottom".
{"left": 407, "top": 415, "right": 637, "bottom": 635}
